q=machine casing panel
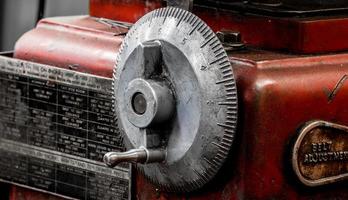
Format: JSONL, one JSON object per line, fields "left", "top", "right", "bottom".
{"left": 10, "top": 12, "right": 348, "bottom": 199}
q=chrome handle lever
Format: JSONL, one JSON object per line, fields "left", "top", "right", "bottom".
{"left": 103, "top": 148, "right": 165, "bottom": 168}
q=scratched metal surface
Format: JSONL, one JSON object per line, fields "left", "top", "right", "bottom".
{"left": 0, "top": 55, "right": 130, "bottom": 200}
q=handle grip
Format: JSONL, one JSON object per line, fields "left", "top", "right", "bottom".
{"left": 103, "top": 148, "right": 165, "bottom": 167}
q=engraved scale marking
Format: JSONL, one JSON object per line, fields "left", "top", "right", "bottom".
{"left": 217, "top": 123, "right": 236, "bottom": 129}
{"left": 114, "top": 7, "right": 237, "bottom": 193}
{"left": 176, "top": 9, "right": 185, "bottom": 27}
{"left": 218, "top": 102, "right": 236, "bottom": 106}
{"left": 203, "top": 157, "right": 215, "bottom": 166}
{"left": 200, "top": 35, "right": 215, "bottom": 49}
{"left": 212, "top": 142, "right": 230, "bottom": 152}
{"left": 222, "top": 68, "right": 232, "bottom": 74}
{"left": 223, "top": 71, "right": 234, "bottom": 78}
{"left": 216, "top": 77, "right": 235, "bottom": 84}
{"left": 188, "top": 18, "right": 201, "bottom": 35}
{"left": 212, "top": 42, "right": 221, "bottom": 51}
{"left": 210, "top": 56, "right": 226, "bottom": 65}
{"left": 213, "top": 46, "right": 224, "bottom": 54}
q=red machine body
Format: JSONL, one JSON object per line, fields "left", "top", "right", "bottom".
{"left": 8, "top": 0, "right": 348, "bottom": 199}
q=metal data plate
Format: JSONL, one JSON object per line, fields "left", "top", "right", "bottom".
{"left": 292, "top": 120, "right": 348, "bottom": 187}
{"left": 0, "top": 55, "right": 130, "bottom": 200}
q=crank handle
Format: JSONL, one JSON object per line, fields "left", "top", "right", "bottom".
{"left": 103, "top": 148, "right": 165, "bottom": 167}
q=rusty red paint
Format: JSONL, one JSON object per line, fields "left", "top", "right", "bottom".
{"left": 13, "top": 16, "right": 348, "bottom": 199}
{"left": 89, "top": 0, "right": 162, "bottom": 23}
{"left": 128, "top": 50, "right": 348, "bottom": 200}
{"left": 14, "top": 16, "right": 126, "bottom": 78}
{"left": 90, "top": 0, "right": 348, "bottom": 54}
{"left": 8, "top": 1, "right": 348, "bottom": 199}
{"left": 9, "top": 186, "right": 65, "bottom": 200}
{"left": 231, "top": 52, "right": 348, "bottom": 199}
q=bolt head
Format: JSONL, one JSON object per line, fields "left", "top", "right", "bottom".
{"left": 217, "top": 30, "right": 241, "bottom": 44}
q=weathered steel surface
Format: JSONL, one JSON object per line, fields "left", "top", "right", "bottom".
{"left": 112, "top": 7, "right": 237, "bottom": 192}
{"left": 0, "top": 55, "right": 130, "bottom": 200}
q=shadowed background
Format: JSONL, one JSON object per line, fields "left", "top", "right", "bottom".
{"left": 0, "top": 0, "right": 88, "bottom": 51}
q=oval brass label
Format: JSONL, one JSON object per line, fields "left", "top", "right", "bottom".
{"left": 292, "top": 120, "right": 348, "bottom": 186}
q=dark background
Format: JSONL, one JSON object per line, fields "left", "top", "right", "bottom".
{"left": 0, "top": 0, "right": 88, "bottom": 51}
